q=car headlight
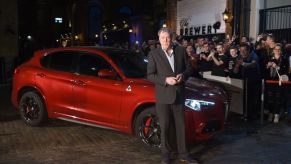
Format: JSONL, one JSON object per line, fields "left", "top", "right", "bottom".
{"left": 185, "top": 99, "right": 215, "bottom": 111}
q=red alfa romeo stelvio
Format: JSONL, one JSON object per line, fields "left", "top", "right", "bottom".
{"left": 11, "top": 47, "right": 228, "bottom": 149}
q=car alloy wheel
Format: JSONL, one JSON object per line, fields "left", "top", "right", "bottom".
{"left": 139, "top": 114, "right": 161, "bottom": 147}
{"left": 135, "top": 107, "right": 161, "bottom": 149}
{"left": 19, "top": 92, "right": 47, "bottom": 126}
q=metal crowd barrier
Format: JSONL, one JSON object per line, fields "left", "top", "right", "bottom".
{"left": 261, "top": 79, "right": 291, "bottom": 124}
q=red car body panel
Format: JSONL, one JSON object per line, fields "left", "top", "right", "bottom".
{"left": 11, "top": 47, "right": 227, "bottom": 142}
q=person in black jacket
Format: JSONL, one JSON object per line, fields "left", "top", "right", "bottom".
{"left": 147, "top": 27, "right": 197, "bottom": 164}
{"left": 226, "top": 46, "right": 242, "bottom": 79}
{"left": 265, "top": 43, "right": 289, "bottom": 123}
{"left": 210, "top": 44, "right": 228, "bottom": 77}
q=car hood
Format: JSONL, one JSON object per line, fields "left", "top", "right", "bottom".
{"left": 127, "top": 77, "right": 228, "bottom": 102}
{"left": 185, "top": 77, "right": 228, "bottom": 102}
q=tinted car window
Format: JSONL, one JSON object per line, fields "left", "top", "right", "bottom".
{"left": 106, "top": 50, "right": 147, "bottom": 78}
{"left": 50, "top": 52, "right": 76, "bottom": 72}
{"left": 79, "top": 54, "right": 112, "bottom": 78}
{"left": 42, "top": 51, "right": 78, "bottom": 72}
{"left": 40, "top": 54, "right": 50, "bottom": 68}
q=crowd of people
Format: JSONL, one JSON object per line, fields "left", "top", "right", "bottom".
{"left": 146, "top": 27, "right": 286, "bottom": 164}
{"left": 129, "top": 33, "right": 291, "bottom": 124}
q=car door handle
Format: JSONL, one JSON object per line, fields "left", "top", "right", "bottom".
{"left": 70, "top": 80, "right": 86, "bottom": 86}
{"left": 36, "top": 73, "right": 46, "bottom": 78}
{"left": 72, "top": 80, "right": 86, "bottom": 86}
{"left": 76, "top": 80, "right": 86, "bottom": 86}
{"left": 70, "top": 80, "right": 76, "bottom": 84}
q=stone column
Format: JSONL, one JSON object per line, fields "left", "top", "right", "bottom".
{"left": 249, "top": 0, "right": 264, "bottom": 41}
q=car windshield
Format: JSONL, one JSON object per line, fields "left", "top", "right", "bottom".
{"left": 106, "top": 50, "right": 148, "bottom": 78}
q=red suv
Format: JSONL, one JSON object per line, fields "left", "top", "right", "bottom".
{"left": 11, "top": 47, "right": 228, "bottom": 148}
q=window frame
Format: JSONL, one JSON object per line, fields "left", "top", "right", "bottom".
{"left": 76, "top": 52, "right": 121, "bottom": 81}
{"left": 40, "top": 50, "right": 79, "bottom": 73}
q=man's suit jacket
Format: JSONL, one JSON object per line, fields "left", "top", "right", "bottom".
{"left": 147, "top": 46, "right": 193, "bottom": 104}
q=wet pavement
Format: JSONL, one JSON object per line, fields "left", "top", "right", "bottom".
{"left": 1, "top": 84, "right": 291, "bottom": 163}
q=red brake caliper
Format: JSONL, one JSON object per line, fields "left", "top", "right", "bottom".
{"left": 26, "top": 106, "right": 30, "bottom": 114}
{"left": 144, "top": 117, "right": 153, "bottom": 135}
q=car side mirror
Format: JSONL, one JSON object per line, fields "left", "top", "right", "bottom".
{"left": 98, "top": 69, "right": 115, "bottom": 78}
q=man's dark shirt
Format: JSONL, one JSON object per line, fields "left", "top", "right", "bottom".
{"left": 211, "top": 53, "right": 228, "bottom": 77}
{"left": 199, "top": 51, "right": 213, "bottom": 72}
{"left": 241, "top": 51, "right": 261, "bottom": 82}
{"left": 227, "top": 54, "right": 242, "bottom": 79}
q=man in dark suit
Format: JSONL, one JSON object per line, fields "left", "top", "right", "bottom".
{"left": 147, "top": 27, "right": 197, "bottom": 164}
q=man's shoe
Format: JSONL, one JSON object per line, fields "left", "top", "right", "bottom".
{"left": 180, "top": 156, "right": 199, "bottom": 164}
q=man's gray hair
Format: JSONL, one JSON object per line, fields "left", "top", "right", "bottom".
{"left": 158, "top": 27, "right": 173, "bottom": 38}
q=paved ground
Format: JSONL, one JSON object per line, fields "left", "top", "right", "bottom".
{"left": 1, "top": 85, "right": 291, "bottom": 163}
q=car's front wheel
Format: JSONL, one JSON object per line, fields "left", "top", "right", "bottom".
{"left": 134, "top": 107, "right": 161, "bottom": 150}
{"left": 19, "top": 91, "right": 47, "bottom": 126}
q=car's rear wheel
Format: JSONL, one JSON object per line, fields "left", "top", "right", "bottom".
{"left": 19, "top": 91, "right": 47, "bottom": 126}
{"left": 134, "top": 107, "right": 161, "bottom": 150}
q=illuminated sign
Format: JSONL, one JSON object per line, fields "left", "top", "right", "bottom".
{"left": 179, "top": 18, "right": 221, "bottom": 36}
{"left": 177, "top": 0, "right": 226, "bottom": 36}
{"left": 55, "top": 17, "right": 63, "bottom": 24}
